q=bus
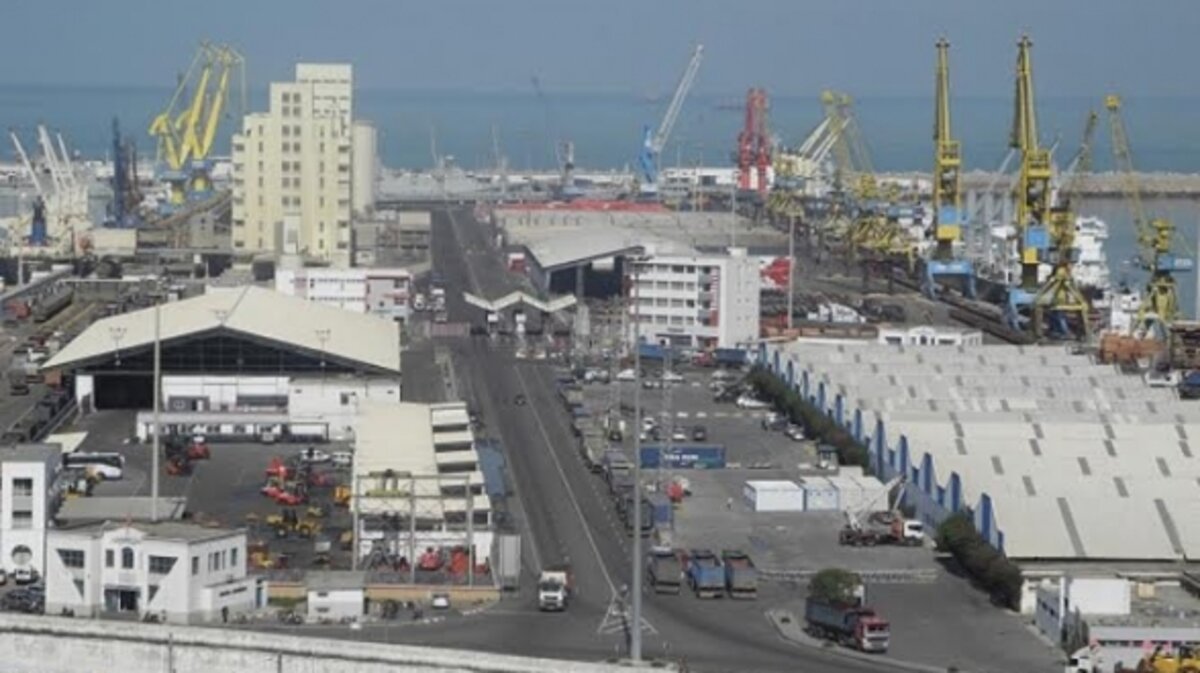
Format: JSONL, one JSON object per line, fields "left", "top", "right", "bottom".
{"left": 62, "top": 452, "right": 125, "bottom": 481}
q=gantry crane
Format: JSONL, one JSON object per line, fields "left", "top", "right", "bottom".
{"left": 736, "top": 87, "right": 771, "bottom": 197}
{"left": 149, "top": 42, "right": 245, "bottom": 210}
{"left": 1004, "top": 35, "right": 1088, "bottom": 338}
{"left": 637, "top": 44, "right": 703, "bottom": 198}
{"left": 1106, "top": 93, "right": 1194, "bottom": 332}
{"left": 923, "top": 38, "right": 975, "bottom": 299}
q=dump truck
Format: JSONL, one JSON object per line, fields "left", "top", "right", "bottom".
{"left": 537, "top": 565, "right": 572, "bottom": 611}
{"left": 721, "top": 549, "right": 758, "bottom": 599}
{"left": 804, "top": 597, "right": 890, "bottom": 652}
{"left": 618, "top": 494, "right": 654, "bottom": 537}
{"left": 647, "top": 547, "right": 683, "bottom": 595}
{"left": 685, "top": 549, "right": 725, "bottom": 598}
{"left": 603, "top": 449, "right": 634, "bottom": 495}
{"left": 579, "top": 426, "right": 608, "bottom": 473}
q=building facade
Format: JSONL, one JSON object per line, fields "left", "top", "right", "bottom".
{"left": 1, "top": 445, "right": 61, "bottom": 577}
{"left": 626, "top": 249, "right": 760, "bottom": 349}
{"left": 231, "top": 64, "right": 357, "bottom": 266}
{"left": 274, "top": 267, "right": 412, "bottom": 321}
{"left": 45, "top": 521, "right": 261, "bottom": 624}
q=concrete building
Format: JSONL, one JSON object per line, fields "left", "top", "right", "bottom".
{"left": 42, "top": 286, "right": 401, "bottom": 442}
{"left": 44, "top": 521, "right": 261, "bottom": 623}
{"left": 353, "top": 209, "right": 431, "bottom": 268}
{"left": 231, "top": 63, "right": 363, "bottom": 266}
{"left": 875, "top": 325, "right": 984, "bottom": 347}
{"left": 306, "top": 571, "right": 366, "bottom": 621}
{"left": 351, "top": 121, "right": 377, "bottom": 215}
{"left": 0, "top": 444, "right": 61, "bottom": 577}
{"left": 627, "top": 249, "right": 760, "bottom": 349}
{"left": 275, "top": 266, "right": 412, "bottom": 322}
{"left": 353, "top": 401, "right": 491, "bottom": 565}
{"left": 1034, "top": 576, "right": 1200, "bottom": 672}
{"left": 757, "top": 340, "right": 1200, "bottom": 612}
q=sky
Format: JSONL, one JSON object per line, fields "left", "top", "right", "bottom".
{"left": 0, "top": 0, "right": 1197, "bottom": 98}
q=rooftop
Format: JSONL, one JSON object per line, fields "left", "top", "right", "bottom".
{"left": 770, "top": 341, "right": 1200, "bottom": 562}
{"left": 57, "top": 497, "right": 188, "bottom": 523}
{"left": 307, "top": 570, "right": 366, "bottom": 592}
{"left": 44, "top": 286, "right": 401, "bottom": 374}
{"left": 54, "top": 519, "right": 240, "bottom": 544}
{"left": 1, "top": 443, "right": 62, "bottom": 464}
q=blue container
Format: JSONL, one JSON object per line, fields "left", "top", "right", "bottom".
{"left": 714, "top": 348, "right": 747, "bottom": 366}
{"left": 639, "top": 444, "right": 727, "bottom": 469}
{"left": 646, "top": 493, "right": 674, "bottom": 525}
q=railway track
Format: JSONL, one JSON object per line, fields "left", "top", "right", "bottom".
{"left": 883, "top": 267, "right": 1035, "bottom": 345}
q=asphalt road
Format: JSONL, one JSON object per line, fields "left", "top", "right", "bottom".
{"left": 406, "top": 205, "right": 905, "bottom": 672}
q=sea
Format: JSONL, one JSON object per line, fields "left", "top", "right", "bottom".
{"left": 3, "top": 85, "right": 1200, "bottom": 313}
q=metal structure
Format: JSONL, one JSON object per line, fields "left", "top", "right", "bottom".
{"left": 924, "top": 38, "right": 975, "bottom": 298}
{"left": 107, "top": 117, "right": 143, "bottom": 229}
{"left": 1106, "top": 93, "right": 1194, "bottom": 331}
{"left": 637, "top": 44, "right": 704, "bottom": 198}
{"left": 736, "top": 87, "right": 771, "bottom": 196}
{"left": 149, "top": 42, "right": 245, "bottom": 209}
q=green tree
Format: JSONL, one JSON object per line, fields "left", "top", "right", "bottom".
{"left": 809, "top": 568, "right": 863, "bottom": 604}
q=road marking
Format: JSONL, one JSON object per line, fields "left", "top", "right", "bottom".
{"left": 713, "top": 412, "right": 728, "bottom": 418}
{"left": 694, "top": 412, "right": 708, "bottom": 418}
{"left": 514, "top": 365, "right": 617, "bottom": 596}
{"left": 676, "top": 412, "right": 689, "bottom": 419}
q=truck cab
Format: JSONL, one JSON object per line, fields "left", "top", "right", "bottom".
{"left": 537, "top": 566, "right": 572, "bottom": 611}
{"left": 647, "top": 547, "right": 682, "bottom": 594}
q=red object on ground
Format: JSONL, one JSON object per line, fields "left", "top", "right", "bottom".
{"left": 666, "top": 481, "right": 686, "bottom": 503}
{"left": 418, "top": 547, "right": 444, "bottom": 571}
{"left": 265, "top": 457, "right": 288, "bottom": 479}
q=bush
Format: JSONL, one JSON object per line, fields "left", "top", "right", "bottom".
{"left": 809, "top": 567, "right": 863, "bottom": 604}
{"left": 935, "top": 512, "right": 1022, "bottom": 609}
{"left": 747, "top": 366, "right": 869, "bottom": 467}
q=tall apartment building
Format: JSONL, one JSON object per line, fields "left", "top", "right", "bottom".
{"left": 626, "top": 248, "right": 761, "bottom": 350}
{"left": 231, "top": 64, "right": 357, "bottom": 266}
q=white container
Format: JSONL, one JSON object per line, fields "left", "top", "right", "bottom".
{"left": 743, "top": 480, "right": 806, "bottom": 512}
{"left": 800, "top": 477, "right": 840, "bottom": 511}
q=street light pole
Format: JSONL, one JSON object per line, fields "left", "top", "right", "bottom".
{"left": 151, "top": 297, "right": 161, "bottom": 522}
{"left": 630, "top": 256, "right": 643, "bottom": 662}
{"left": 788, "top": 215, "right": 796, "bottom": 331}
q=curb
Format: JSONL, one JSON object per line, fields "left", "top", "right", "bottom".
{"left": 765, "top": 609, "right": 964, "bottom": 673}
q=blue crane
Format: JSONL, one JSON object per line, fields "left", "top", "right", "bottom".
{"left": 637, "top": 45, "right": 704, "bottom": 199}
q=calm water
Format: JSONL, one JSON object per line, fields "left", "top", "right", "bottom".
{"left": 2, "top": 85, "right": 1199, "bottom": 314}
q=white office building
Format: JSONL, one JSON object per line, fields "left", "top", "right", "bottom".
{"left": 0, "top": 445, "right": 61, "bottom": 577}
{"left": 45, "top": 521, "right": 262, "bottom": 623}
{"left": 626, "top": 248, "right": 760, "bottom": 349}
{"left": 231, "top": 63, "right": 375, "bottom": 267}
{"left": 275, "top": 266, "right": 412, "bottom": 322}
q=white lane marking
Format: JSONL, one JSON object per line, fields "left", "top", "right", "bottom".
{"left": 514, "top": 365, "right": 617, "bottom": 596}
{"left": 694, "top": 412, "right": 708, "bottom": 418}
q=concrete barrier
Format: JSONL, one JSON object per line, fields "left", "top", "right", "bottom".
{"left": 0, "top": 613, "right": 654, "bottom": 673}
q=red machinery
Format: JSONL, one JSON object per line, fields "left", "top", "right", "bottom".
{"left": 736, "top": 87, "right": 771, "bottom": 196}
{"left": 418, "top": 547, "right": 445, "bottom": 571}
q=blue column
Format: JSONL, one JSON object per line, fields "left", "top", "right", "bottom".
{"left": 980, "top": 494, "right": 994, "bottom": 544}
{"left": 950, "top": 473, "right": 962, "bottom": 512}
{"left": 921, "top": 453, "right": 934, "bottom": 493}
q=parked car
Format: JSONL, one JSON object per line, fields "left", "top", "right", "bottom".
{"left": 331, "top": 451, "right": 354, "bottom": 468}
{"left": 736, "top": 395, "right": 770, "bottom": 409}
{"left": 662, "top": 371, "right": 684, "bottom": 384}
{"left": 514, "top": 393, "right": 527, "bottom": 406}
{"left": 670, "top": 426, "right": 688, "bottom": 442}
{"left": 300, "top": 447, "right": 332, "bottom": 464}
{"left": 785, "top": 424, "right": 806, "bottom": 441}
{"left": 762, "top": 413, "right": 788, "bottom": 431}
{"left": 430, "top": 593, "right": 451, "bottom": 610}
{"left": 12, "top": 567, "right": 37, "bottom": 585}
{"left": 692, "top": 425, "right": 708, "bottom": 441}
{"left": 616, "top": 369, "right": 637, "bottom": 381}
{"left": 642, "top": 379, "right": 662, "bottom": 390}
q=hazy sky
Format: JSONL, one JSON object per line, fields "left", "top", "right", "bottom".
{"left": 1, "top": 0, "right": 1196, "bottom": 97}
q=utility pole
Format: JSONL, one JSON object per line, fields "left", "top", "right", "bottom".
{"left": 630, "top": 256, "right": 644, "bottom": 663}
{"left": 151, "top": 295, "right": 161, "bottom": 522}
{"left": 788, "top": 215, "right": 796, "bottom": 330}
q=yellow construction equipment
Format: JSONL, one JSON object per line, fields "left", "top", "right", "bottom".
{"left": 149, "top": 42, "right": 245, "bottom": 208}
{"left": 1119, "top": 645, "right": 1200, "bottom": 673}
{"left": 1005, "top": 35, "right": 1089, "bottom": 338}
{"left": 1106, "top": 93, "right": 1193, "bottom": 334}
{"left": 923, "top": 37, "right": 976, "bottom": 298}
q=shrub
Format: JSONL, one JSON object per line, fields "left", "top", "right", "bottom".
{"left": 747, "top": 366, "right": 869, "bottom": 467}
{"left": 809, "top": 567, "right": 863, "bottom": 604}
{"left": 935, "top": 512, "right": 1022, "bottom": 609}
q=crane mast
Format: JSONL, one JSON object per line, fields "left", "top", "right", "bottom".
{"left": 1106, "top": 93, "right": 1193, "bottom": 330}
{"left": 1010, "top": 35, "right": 1052, "bottom": 293}
{"left": 924, "top": 37, "right": 975, "bottom": 298}
{"left": 638, "top": 44, "right": 703, "bottom": 196}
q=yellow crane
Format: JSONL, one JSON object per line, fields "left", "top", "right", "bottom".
{"left": 923, "top": 37, "right": 975, "bottom": 298}
{"left": 149, "top": 42, "right": 245, "bottom": 209}
{"left": 1106, "top": 93, "right": 1193, "bottom": 331}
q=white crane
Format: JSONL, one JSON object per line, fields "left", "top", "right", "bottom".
{"left": 9, "top": 130, "right": 44, "bottom": 199}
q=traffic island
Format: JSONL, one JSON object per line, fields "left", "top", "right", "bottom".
{"left": 765, "top": 608, "right": 952, "bottom": 673}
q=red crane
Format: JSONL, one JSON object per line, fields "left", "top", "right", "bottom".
{"left": 736, "top": 88, "right": 771, "bottom": 195}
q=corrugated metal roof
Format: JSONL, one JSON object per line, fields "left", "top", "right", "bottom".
{"left": 44, "top": 286, "right": 400, "bottom": 374}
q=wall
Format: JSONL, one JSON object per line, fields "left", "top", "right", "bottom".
{"left": 163, "top": 375, "right": 290, "bottom": 412}
{"left": 307, "top": 588, "right": 364, "bottom": 620}
{"left": 289, "top": 376, "right": 399, "bottom": 440}
{"left": 0, "top": 613, "right": 647, "bottom": 673}
{"left": 2, "top": 457, "right": 57, "bottom": 573}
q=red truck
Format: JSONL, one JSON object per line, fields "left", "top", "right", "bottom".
{"left": 804, "top": 597, "right": 890, "bottom": 653}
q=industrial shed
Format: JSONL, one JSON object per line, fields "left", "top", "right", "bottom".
{"left": 759, "top": 340, "right": 1200, "bottom": 595}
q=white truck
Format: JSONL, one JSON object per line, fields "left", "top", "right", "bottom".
{"left": 537, "top": 566, "right": 572, "bottom": 611}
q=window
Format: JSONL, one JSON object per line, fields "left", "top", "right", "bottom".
{"left": 11, "top": 478, "right": 32, "bottom": 497}
{"left": 230, "top": 548, "right": 239, "bottom": 568}
{"left": 11, "top": 511, "right": 32, "bottom": 530}
{"left": 121, "top": 547, "right": 135, "bottom": 569}
{"left": 282, "top": 92, "right": 291, "bottom": 103}
{"left": 58, "top": 549, "right": 85, "bottom": 568}
{"left": 148, "top": 556, "right": 176, "bottom": 575}
{"left": 192, "top": 556, "right": 200, "bottom": 576}
{"left": 73, "top": 579, "right": 84, "bottom": 598}
{"left": 105, "top": 549, "right": 114, "bottom": 568}
{"left": 282, "top": 126, "right": 290, "bottom": 137}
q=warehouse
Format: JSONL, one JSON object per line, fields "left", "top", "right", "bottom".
{"left": 758, "top": 340, "right": 1200, "bottom": 611}
{"left": 43, "top": 286, "right": 401, "bottom": 440}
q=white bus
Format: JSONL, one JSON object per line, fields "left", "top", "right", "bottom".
{"left": 62, "top": 452, "right": 125, "bottom": 481}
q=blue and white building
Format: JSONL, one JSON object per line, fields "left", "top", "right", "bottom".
{"left": 757, "top": 340, "right": 1200, "bottom": 613}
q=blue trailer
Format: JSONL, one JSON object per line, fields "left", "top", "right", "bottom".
{"left": 713, "top": 348, "right": 748, "bottom": 366}
{"left": 686, "top": 549, "right": 725, "bottom": 598}
{"left": 639, "top": 444, "right": 727, "bottom": 469}
{"left": 646, "top": 493, "right": 674, "bottom": 526}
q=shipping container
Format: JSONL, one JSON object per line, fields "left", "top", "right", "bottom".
{"left": 743, "top": 480, "right": 806, "bottom": 512}
{"left": 639, "top": 444, "right": 726, "bottom": 469}
{"left": 492, "top": 534, "right": 521, "bottom": 590}
{"left": 646, "top": 493, "right": 674, "bottom": 526}
{"left": 800, "top": 476, "right": 840, "bottom": 511}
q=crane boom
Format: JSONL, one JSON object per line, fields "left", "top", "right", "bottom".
{"left": 652, "top": 44, "right": 704, "bottom": 154}
{"left": 9, "top": 130, "right": 44, "bottom": 198}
